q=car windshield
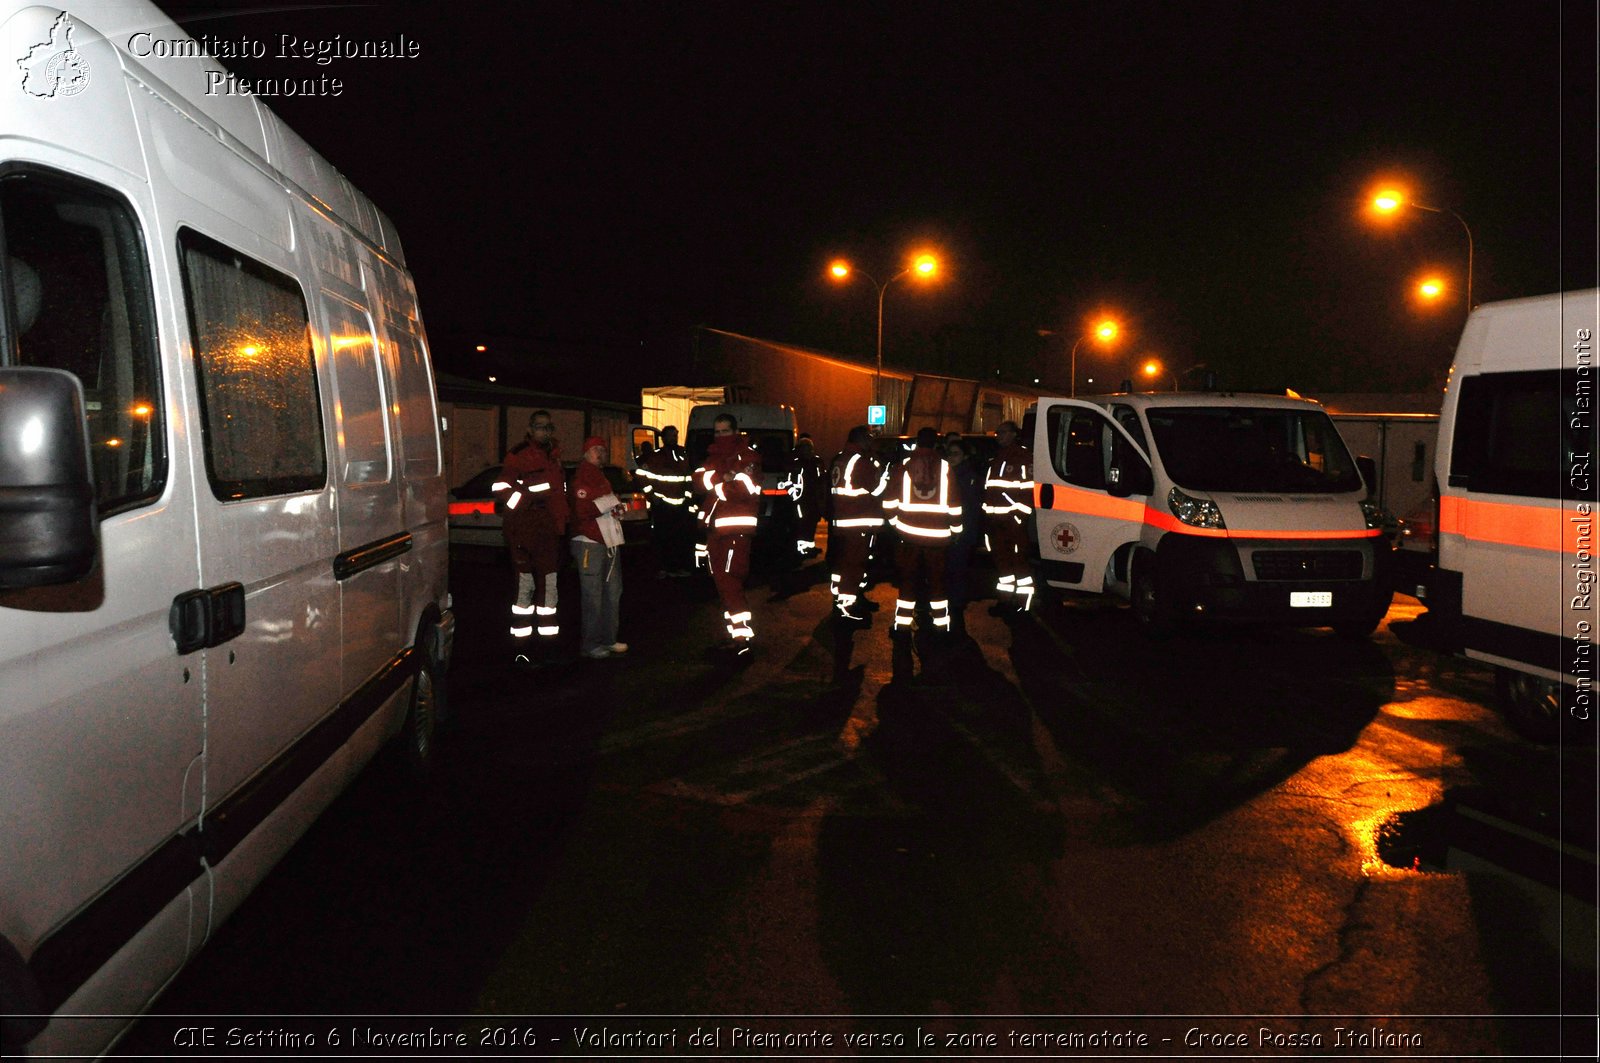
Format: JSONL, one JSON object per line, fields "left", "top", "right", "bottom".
{"left": 1145, "top": 406, "right": 1362, "bottom": 493}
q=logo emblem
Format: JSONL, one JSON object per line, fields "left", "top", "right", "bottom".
{"left": 18, "top": 11, "right": 89, "bottom": 98}
{"left": 1054, "top": 522, "right": 1081, "bottom": 554}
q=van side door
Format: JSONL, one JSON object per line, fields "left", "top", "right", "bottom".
{"left": 1032, "top": 398, "right": 1151, "bottom": 593}
{"left": 173, "top": 226, "right": 341, "bottom": 915}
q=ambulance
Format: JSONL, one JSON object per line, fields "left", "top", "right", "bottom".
{"left": 0, "top": 1, "right": 453, "bottom": 1054}
{"left": 1424, "top": 288, "right": 1598, "bottom": 741}
{"left": 1029, "top": 392, "right": 1392, "bottom": 636}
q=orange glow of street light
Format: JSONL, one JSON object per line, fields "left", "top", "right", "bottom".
{"left": 1372, "top": 189, "right": 1405, "bottom": 214}
{"left": 1094, "top": 318, "right": 1120, "bottom": 344}
{"left": 1142, "top": 359, "right": 1162, "bottom": 377}
{"left": 828, "top": 259, "right": 852, "bottom": 280}
{"left": 1415, "top": 275, "right": 1447, "bottom": 303}
{"left": 911, "top": 253, "right": 938, "bottom": 278}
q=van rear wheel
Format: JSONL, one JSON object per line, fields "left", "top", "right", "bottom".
{"left": 399, "top": 651, "right": 439, "bottom": 776}
{"left": 1495, "top": 667, "right": 1561, "bottom": 744}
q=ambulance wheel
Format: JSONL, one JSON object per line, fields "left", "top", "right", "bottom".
{"left": 1131, "top": 563, "right": 1174, "bottom": 639}
{"left": 1495, "top": 667, "right": 1561, "bottom": 744}
{"left": 399, "top": 650, "right": 440, "bottom": 776}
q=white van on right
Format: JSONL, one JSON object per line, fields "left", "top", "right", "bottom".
{"left": 1427, "top": 288, "right": 1598, "bottom": 741}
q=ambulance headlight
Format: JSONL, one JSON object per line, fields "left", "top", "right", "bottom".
{"left": 1167, "top": 487, "right": 1226, "bottom": 530}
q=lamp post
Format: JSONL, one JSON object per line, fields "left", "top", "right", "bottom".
{"left": 1039, "top": 317, "right": 1120, "bottom": 397}
{"left": 1371, "top": 188, "right": 1476, "bottom": 310}
{"left": 829, "top": 253, "right": 939, "bottom": 405}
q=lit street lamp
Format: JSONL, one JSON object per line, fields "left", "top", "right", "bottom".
{"left": 1369, "top": 186, "right": 1476, "bottom": 310}
{"left": 828, "top": 252, "right": 940, "bottom": 405}
{"left": 1039, "top": 316, "right": 1121, "bottom": 398}
{"left": 1141, "top": 358, "right": 1178, "bottom": 392}
{"left": 1415, "top": 274, "right": 1447, "bottom": 304}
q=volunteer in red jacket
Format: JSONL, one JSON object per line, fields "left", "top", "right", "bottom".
{"left": 694, "top": 413, "right": 762, "bottom": 658}
{"left": 828, "top": 424, "right": 887, "bottom": 625}
{"left": 494, "top": 410, "right": 568, "bottom": 667}
{"left": 569, "top": 436, "right": 628, "bottom": 660}
{"left": 983, "top": 419, "right": 1035, "bottom": 614}
{"left": 883, "top": 426, "right": 964, "bottom": 637}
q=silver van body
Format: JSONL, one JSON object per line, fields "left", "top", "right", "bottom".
{"left": 0, "top": 2, "right": 453, "bottom": 1053}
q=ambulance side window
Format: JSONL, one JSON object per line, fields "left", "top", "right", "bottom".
{"left": 1, "top": 168, "right": 164, "bottom": 517}
{"left": 179, "top": 228, "right": 326, "bottom": 501}
{"left": 1048, "top": 407, "right": 1109, "bottom": 490}
{"left": 1449, "top": 370, "right": 1570, "bottom": 499}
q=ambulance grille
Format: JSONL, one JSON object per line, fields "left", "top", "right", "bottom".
{"left": 1251, "top": 550, "right": 1363, "bottom": 581}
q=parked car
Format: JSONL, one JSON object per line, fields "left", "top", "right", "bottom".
{"left": 448, "top": 464, "right": 649, "bottom": 548}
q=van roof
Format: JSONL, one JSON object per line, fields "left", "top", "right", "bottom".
{"left": 1452, "top": 288, "right": 1599, "bottom": 374}
{"left": 1064, "top": 392, "right": 1330, "bottom": 412}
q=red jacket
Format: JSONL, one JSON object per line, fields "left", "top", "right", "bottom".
{"left": 828, "top": 442, "right": 886, "bottom": 529}
{"left": 694, "top": 434, "right": 761, "bottom": 533}
{"left": 568, "top": 460, "right": 617, "bottom": 542}
{"left": 983, "top": 442, "right": 1033, "bottom": 521}
{"left": 884, "top": 445, "right": 963, "bottom": 541}
{"left": 496, "top": 439, "right": 567, "bottom": 538}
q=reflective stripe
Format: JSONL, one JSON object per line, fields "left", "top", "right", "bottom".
{"left": 490, "top": 481, "right": 512, "bottom": 492}
{"left": 714, "top": 515, "right": 758, "bottom": 528}
{"left": 505, "top": 492, "right": 521, "bottom": 510}
{"left": 537, "top": 626, "right": 559, "bottom": 636}
{"left": 653, "top": 495, "right": 688, "bottom": 506}
{"left": 985, "top": 478, "right": 1031, "bottom": 490}
{"left": 510, "top": 625, "right": 533, "bottom": 638}
{"left": 893, "top": 520, "right": 953, "bottom": 539}
{"left": 1439, "top": 496, "right": 1572, "bottom": 553}
{"left": 834, "top": 516, "right": 884, "bottom": 528}
{"left": 526, "top": 481, "right": 551, "bottom": 493}
{"left": 511, "top": 603, "right": 536, "bottom": 615}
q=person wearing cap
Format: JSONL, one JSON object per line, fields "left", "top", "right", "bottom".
{"left": 495, "top": 409, "right": 567, "bottom": 668}
{"left": 568, "top": 436, "right": 628, "bottom": 660}
{"left": 638, "top": 425, "right": 696, "bottom": 576}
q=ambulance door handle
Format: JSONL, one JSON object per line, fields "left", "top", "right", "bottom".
{"left": 169, "top": 582, "right": 247, "bottom": 655}
{"left": 1038, "top": 483, "right": 1055, "bottom": 509}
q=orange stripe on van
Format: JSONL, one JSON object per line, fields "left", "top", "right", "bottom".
{"left": 1438, "top": 496, "right": 1572, "bottom": 553}
{"left": 1038, "top": 483, "right": 1380, "bottom": 540}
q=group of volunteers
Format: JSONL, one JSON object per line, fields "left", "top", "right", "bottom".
{"left": 492, "top": 408, "right": 1033, "bottom": 671}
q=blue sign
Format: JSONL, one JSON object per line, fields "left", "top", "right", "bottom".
{"left": 867, "top": 404, "right": 887, "bottom": 426}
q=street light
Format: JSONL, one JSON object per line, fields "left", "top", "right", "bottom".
{"left": 828, "top": 251, "right": 941, "bottom": 405}
{"left": 1141, "top": 358, "right": 1178, "bottom": 392}
{"left": 1415, "top": 274, "right": 1447, "bottom": 303}
{"left": 1039, "top": 316, "right": 1121, "bottom": 398}
{"left": 1369, "top": 185, "right": 1476, "bottom": 310}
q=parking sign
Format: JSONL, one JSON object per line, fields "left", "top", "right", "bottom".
{"left": 867, "top": 404, "right": 886, "bottom": 426}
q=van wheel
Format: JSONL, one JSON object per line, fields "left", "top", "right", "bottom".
{"left": 399, "top": 652, "right": 439, "bottom": 776}
{"left": 1495, "top": 667, "right": 1561, "bottom": 744}
{"left": 1131, "top": 563, "right": 1173, "bottom": 639}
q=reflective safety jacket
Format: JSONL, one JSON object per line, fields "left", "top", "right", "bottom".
{"left": 983, "top": 442, "right": 1033, "bottom": 522}
{"left": 694, "top": 434, "right": 762, "bottom": 533}
{"left": 884, "top": 445, "right": 963, "bottom": 541}
{"left": 828, "top": 442, "right": 887, "bottom": 530}
{"left": 638, "top": 442, "right": 695, "bottom": 508}
{"left": 495, "top": 439, "right": 568, "bottom": 529}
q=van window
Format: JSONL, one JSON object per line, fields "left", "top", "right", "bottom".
{"left": 1, "top": 168, "right": 164, "bottom": 515}
{"left": 1111, "top": 403, "right": 1148, "bottom": 454}
{"left": 1047, "top": 406, "right": 1113, "bottom": 490}
{"left": 179, "top": 229, "right": 326, "bottom": 500}
{"left": 325, "top": 298, "right": 390, "bottom": 484}
{"left": 1449, "top": 369, "right": 1583, "bottom": 499}
{"left": 1146, "top": 406, "right": 1362, "bottom": 493}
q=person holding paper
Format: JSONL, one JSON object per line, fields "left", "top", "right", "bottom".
{"left": 568, "top": 436, "right": 628, "bottom": 660}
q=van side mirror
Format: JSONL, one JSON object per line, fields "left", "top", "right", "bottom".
{"left": 1356, "top": 455, "right": 1378, "bottom": 500}
{"left": 0, "top": 367, "right": 98, "bottom": 588}
{"left": 1105, "top": 460, "right": 1152, "bottom": 498}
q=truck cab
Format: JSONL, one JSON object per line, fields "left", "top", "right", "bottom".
{"left": 1030, "top": 392, "right": 1392, "bottom": 636}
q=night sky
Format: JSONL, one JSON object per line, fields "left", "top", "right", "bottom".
{"left": 154, "top": 1, "right": 1595, "bottom": 399}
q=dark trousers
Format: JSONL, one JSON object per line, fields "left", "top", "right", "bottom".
{"left": 893, "top": 540, "right": 949, "bottom": 631}
{"left": 651, "top": 501, "right": 696, "bottom": 572}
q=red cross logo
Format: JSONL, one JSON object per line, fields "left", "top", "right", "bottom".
{"left": 1054, "top": 522, "right": 1082, "bottom": 554}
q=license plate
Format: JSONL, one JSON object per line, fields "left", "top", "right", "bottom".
{"left": 1291, "top": 591, "right": 1332, "bottom": 608}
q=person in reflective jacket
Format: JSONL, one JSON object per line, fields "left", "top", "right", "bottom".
{"left": 827, "top": 424, "right": 887, "bottom": 625}
{"left": 790, "top": 433, "right": 824, "bottom": 558}
{"left": 883, "top": 426, "right": 964, "bottom": 638}
{"left": 983, "top": 420, "right": 1035, "bottom": 615}
{"left": 693, "top": 413, "right": 762, "bottom": 658}
{"left": 495, "top": 410, "right": 568, "bottom": 667}
{"left": 638, "top": 425, "right": 696, "bottom": 577}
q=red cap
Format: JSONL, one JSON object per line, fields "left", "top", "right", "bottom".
{"left": 581, "top": 436, "right": 607, "bottom": 453}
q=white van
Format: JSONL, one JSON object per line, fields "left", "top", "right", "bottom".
{"left": 0, "top": 1, "right": 453, "bottom": 1054}
{"left": 1030, "top": 392, "right": 1392, "bottom": 636}
{"left": 1424, "top": 289, "right": 1598, "bottom": 741}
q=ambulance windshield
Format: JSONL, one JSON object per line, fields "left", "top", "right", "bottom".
{"left": 1146, "top": 406, "right": 1362, "bottom": 493}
